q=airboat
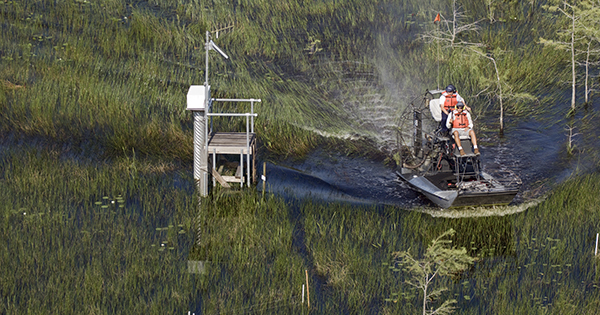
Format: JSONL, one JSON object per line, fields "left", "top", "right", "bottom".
{"left": 395, "top": 89, "right": 521, "bottom": 208}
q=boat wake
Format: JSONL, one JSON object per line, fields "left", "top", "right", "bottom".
{"left": 419, "top": 199, "right": 544, "bottom": 218}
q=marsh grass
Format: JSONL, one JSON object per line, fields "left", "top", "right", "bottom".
{"left": 4, "top": 149, "right": 600, "bottom": 314}
{"left": 0, "top": 145, "right": 200, "bottom": 314}
{"left": 189, "top": 189, "right": 308, "bottom": 314}
{"left": 2, "top": 0, "right": 600, "bottom": 314}
{"left": 1, "top": 0, "right": 577, "bottom": 160}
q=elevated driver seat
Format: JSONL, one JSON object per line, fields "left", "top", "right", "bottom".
{"left": 453, "top": 139, "right": 476, "bottom": 157}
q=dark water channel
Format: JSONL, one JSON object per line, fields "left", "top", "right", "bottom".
{"left": 261, "top": 101, "right": 600, "bottom": 211}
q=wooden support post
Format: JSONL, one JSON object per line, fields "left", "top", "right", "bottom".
{"left": 247, "top": 148, "right": 250, "bottom": 188}
{"left": 212, "top": 168, "right": 231, "bottom": 188}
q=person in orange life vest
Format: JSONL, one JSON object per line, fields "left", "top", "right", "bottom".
{"left": 446, "top": 101, "right": 480, "bottom": 156}
{"left": 439, "top": 84, "right": 471, "bottom": 133}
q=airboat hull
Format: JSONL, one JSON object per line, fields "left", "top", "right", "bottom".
{"left": 399, "top": 170, "right": 519, "bottom": 209}
{"left": 403, "top": 174, "right": 458, "bottom": 208}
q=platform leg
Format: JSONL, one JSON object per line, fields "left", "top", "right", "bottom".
{"left": 247, "top": 150, "right": 250, "bottom": 187}
{"left": 253, "top": 151, "right": 256, "bottom": 184}
{"left": 212, "top": 149, "right": 216, "bottom": 187}
{"left": 240, "top": 149, "right": 244, "bottom": 188}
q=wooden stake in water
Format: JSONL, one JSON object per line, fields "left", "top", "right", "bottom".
{"left": 305, "top": 269, "right": 310, "bottom": 309}
{"left": 262, "top": 162, "right": 266, "bottom": 197}
{"left": 595, "top": 233, "right": 599, "bottom": 256}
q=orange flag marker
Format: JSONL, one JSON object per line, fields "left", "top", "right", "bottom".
{"left": 434, "top": 13, "right": 441, "bottom": 22}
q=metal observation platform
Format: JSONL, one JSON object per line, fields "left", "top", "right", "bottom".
{"left": 187, "top": 85, "right": 259, "bottom": 194}
{"left": 187, "top": 31, "right": 260, "bottom": 196}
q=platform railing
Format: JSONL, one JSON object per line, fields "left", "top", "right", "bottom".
{"left": 211, "top": 98, "right": 260, "bottom": 133}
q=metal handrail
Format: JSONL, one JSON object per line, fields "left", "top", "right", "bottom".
{"left": 211, "top": 98, "right": 261, "bottom": 133}
{"left": 214, "top": 98, "right": 261, "bottom": 102}
{"left": 207, "top": 113, "right": 258, "bottom": 116}
{"left": 206, "top": 112, "right": 257, "bottom": 143}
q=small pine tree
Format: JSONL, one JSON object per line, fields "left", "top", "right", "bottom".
{"left": 390, "top": 229, "right": 476, "bottom": 315}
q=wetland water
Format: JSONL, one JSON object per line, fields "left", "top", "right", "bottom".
{"left": 261, "top": 100, "right": 600, "bottom": 212}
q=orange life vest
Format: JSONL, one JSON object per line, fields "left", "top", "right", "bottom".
{"left": 451, "top": 111, "right": 469, "bottom": 129}
{"left": 443, "top": 92, "right": 458, "bottom": 111}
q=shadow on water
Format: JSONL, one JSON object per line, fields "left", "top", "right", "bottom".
{"left": 259, "top": 155, "right": 421, "bottom": 207}
{"left": 284, "top": 198, "right": 329, "bottom": 314}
